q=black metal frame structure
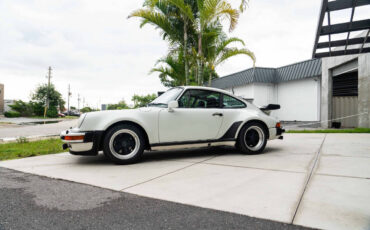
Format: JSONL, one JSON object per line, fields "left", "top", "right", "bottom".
{"left": 312, "top": 0, "right": 370, "bottom": 58}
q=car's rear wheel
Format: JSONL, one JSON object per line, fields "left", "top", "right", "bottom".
{"left": 103, "top": 124, "right": 145, "bottom": 164}
{"left": 237, "top": 122, "right": 267, "bottom": 154}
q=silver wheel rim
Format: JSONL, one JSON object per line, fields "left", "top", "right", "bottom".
{"left": 243, "top": 126, "right": 265, "bottom": 151}
{"left": 109, "top": 129, "right": 140, "bottom": 160}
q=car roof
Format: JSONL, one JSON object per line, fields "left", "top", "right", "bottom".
{"left": 179, "top": 86, "right": 233, "bottom": 95}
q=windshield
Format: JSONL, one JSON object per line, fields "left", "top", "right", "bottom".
{"left": 148, "top": 87, "right": 183, "bottom": 108}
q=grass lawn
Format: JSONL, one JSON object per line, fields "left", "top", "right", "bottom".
{"left": 287, "top": 128, "right": 370, "bottom": 133}
{"left": 0, "top": 138, "right": 65, "bottom": 161}
{"left": 63, "top": 116, "right": 79, "bottom": 119}
{"left": 0, "top": 122, "right": 12, "bottom": 124}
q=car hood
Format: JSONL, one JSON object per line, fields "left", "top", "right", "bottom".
{"left": 78, "top": 107, "right": 160, "bottom": 131}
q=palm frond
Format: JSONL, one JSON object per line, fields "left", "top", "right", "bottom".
{"left": 168, "top": 0, "right": 195, "bottom": 21}
{"left": 129, "top": 9, "right": 181, "bottom": 42}
{"left": 216, "top": 47, "right": 256, "bottom": 66}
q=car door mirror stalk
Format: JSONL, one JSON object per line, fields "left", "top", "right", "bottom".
{"left": 168, "top": 101, "right": 179, "bottom": 112}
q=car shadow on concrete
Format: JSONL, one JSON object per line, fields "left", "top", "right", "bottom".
{"left": 72, "top": 146, "right": 283, "bottom": 165}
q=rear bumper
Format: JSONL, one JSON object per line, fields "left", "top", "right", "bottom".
{"left": 276, "top": 127, "right": 285, "bottom": 136}
{"left": 60, "top": 129, "right": 103, "bottom": 156}
{"left": 268, "top": 127, "right": 285, "bottom": 140}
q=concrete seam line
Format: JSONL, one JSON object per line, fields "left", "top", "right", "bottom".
{"left": 200, "top": 162, "right": 305, "bottom": 174}
{"left": 291, "top": 134, "right": 327, "bottom": 224}
{"left": 316, "top": 173, "right": 370, "bottom": 180}
{"left": 119, "top": 154, "right": 224, "bottom": 191}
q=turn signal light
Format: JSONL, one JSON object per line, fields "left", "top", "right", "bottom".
{"left": 276, "top": 122, "right": 281, "bottom": 128}
{"left": 64, "top": 135, "right": 84, "bottom": 141}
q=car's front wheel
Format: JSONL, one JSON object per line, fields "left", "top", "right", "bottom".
{"left": 103, "top": 124, "right": 145, "bottom": 164}
{"left": 237, "top": 122, "right": 267, "bottom": 154}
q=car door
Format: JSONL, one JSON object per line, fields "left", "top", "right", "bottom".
{"left": 158, "top": 89, "right": 224, "bottom": 143}
{"left": 216, "top": 94, "right": 248, "bottom": 139}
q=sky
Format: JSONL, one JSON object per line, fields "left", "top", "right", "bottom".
{"left": 0, "top": 0, "right": 367, "bottom": 108}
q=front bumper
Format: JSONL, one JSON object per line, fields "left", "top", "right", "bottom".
{"left": 60, "top": 129, "right": 103, "bottom": 156}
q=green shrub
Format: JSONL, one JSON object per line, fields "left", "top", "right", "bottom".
{"left": 4, "top": 111, "right": 20, "bottom": 118}
{"left": 46, "top": 106, "right": 58, "bottom": 118}
{"left": 80, "top": 107, "right": 93, "bottom": 113}
{"left": 9, "top": 100, "right": 34, "bottom": 117}
{"left": 30, "top": 101, "right": 45, "bottom": 116}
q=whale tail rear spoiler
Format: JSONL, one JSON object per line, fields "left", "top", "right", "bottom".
{"left": 260, "top": 104, "right": 281, "bottom": 111}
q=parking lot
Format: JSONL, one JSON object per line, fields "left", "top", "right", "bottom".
{"left": 0, "top": 133, "right": 369, "bottom": 230}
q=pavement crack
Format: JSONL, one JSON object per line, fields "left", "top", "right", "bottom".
{"left": 291, "top": 134, "right": 327, "bottom": 224}
{"left": 119, "top": 154, "right": 223, "bottom": 191}
{"left": 200, "top": 162, "right": 305, "bottom": 174}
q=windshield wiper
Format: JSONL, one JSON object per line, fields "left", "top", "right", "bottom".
{"left": 147, "top": 103, "right": 167, "bottom": 107}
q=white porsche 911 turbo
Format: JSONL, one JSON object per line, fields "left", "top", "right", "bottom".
{"left": 61, "top": 86, "right": 284, "bottom": 164}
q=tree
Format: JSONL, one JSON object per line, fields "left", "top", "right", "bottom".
{"left": 150, "top": 51, "right": 186, "bottom": 87}
{"left": 204, "top": 33, "right": 255, "bottom": 86}
{"left": 130, "top": 0, "right": 255, "bottom": 87}
{"left": 194, "top": 0, "right": 239, "bottom": 84}
{"left": 9, "top": 100, "right": 33, "bottom": 117}
{"left": 107, "top": 99, "right": 129, "bottom": 110}
{"left": 80, "top": 107, "right": 93, "bottom": 113}
{"left": 32, "top": 84, "right": 65, "bottom": 112}
{"left": 132, "top": 94, "right": 157, "bottom": 108}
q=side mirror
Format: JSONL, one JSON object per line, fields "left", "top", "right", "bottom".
{"left": 168, "top": 101, "right": 179, "bottom": 112}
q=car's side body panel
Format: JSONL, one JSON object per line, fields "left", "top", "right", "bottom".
{"left": 79, "top": 107, "right": 161, "bottom": 144}
{"left": 158, "top": 108, "right": 224, "bottom": 142}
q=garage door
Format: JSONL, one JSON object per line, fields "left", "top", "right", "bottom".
{"left": 332, "top": 71, "right": 358, "bottom": 128}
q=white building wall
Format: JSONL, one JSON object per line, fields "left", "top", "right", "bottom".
{"left": 252, "top": 83, "right": 276, "bottom": 107}
{"left": 224, "top": 78, "right": 320, "bottom": 121}
{"left": 225, "top": 84, "right": 254, "bottom": 99}
{"left": 274, "top": 78, "right": 320, "bottom": 121}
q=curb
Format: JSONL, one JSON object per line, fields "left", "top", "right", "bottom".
{"left": 0, "top": 134, "right": 60, "bottom": 143}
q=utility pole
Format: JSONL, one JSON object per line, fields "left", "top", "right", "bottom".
{"left": 67, "top": 84, "right": 71, "bottom": 115}
{"left": 78, "top": 94, "right": 81, "bottom": 112}
{"left": 43, "top": 66, "right": 52, "bottom": 119}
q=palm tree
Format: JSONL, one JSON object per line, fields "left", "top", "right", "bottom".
{"left": 150, "top": 51, "right": 186, "bottom": 87}
{"left": 130, "top": 0, "right": 195, "bottom": 85}
{"left": 204, "top": 35, "right": 255, "bottom": 86}
{"left": 194, "top": 0, "right": 239, "bottom": 84}
{"left": 129, "top": 0, "right": 254, "bottom": 87}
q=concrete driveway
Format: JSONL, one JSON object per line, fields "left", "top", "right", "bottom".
{"left": 0, "top": 133, "right": 369, "bottom": 230}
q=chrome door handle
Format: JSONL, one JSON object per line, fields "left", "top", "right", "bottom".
{"left": 212, "top": 113, "right": 223, "bottom": 117}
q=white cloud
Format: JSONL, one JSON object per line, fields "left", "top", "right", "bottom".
{"left": 1, "top": 0, "right": 327, "bottom": 108}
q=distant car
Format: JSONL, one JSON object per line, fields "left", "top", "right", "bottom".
{"left": 60, "top": 86, "right": 284, "bottom": 164}
{"left": 63, "top": 111, "right": 80, "bottom": 117}
{"left": 58, "top": 113, "right": 66, "bottom": 118}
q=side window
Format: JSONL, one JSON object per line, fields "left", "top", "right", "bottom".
{"left": 222, "top": 94, "right": 246, "bottom": 108}
{"left": 179, "top": 90, "right": 221, "bottom": 108}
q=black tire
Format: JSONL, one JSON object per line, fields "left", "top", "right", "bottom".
{"left": 237, "top": 122, "right": 268, "bottom": 155}
{"left": 103, "top": 124, "right": 145, "bottom": 164}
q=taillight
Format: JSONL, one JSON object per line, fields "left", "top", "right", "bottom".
{"left": 64, "top": 135, "right": 84, "bottom": 141}
{"left": 276, "top": 122, "right": 281, "bottom": 128}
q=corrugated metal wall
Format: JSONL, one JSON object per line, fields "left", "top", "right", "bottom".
{"left": 332, "top": 96, "right": 358, "bottom": 127}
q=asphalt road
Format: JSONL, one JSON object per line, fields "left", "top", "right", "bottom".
{"left": 0, "top": 167, "right": 309, "bottom": 230}
{"left": 0, "top": 119, "right": 77, "bottom": 139}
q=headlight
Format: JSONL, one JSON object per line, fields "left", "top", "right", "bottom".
{"left": 77, "top": 113, "right": 87, "bottom": 128}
